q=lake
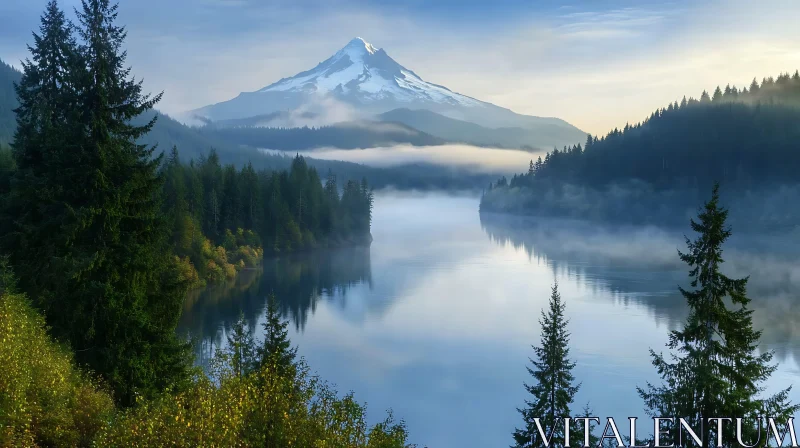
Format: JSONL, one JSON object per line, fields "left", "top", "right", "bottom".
{"left": 177, "top": 191, "right": 800, "bottom": 448}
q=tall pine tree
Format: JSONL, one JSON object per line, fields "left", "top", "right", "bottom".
{"left": 3, "top": 0, "right": 192, "bottom": 405}
{"left": 259, "top": 293, "right": 297, "bottom": 376}
{"left": 513, "top": 282, "right": 579, "bottom": 448}
{"left": 638, "top": 183, "right": 797, "bottom": 447}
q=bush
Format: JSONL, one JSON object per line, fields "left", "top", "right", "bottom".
{"left": 96, "top": 360, "right": 412, "bottom": 447}
{"left": 0, "top": 290, "right": 115, "bottom": 447}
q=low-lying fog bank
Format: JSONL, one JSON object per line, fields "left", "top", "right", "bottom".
{"left": 261, "top": 143, "right": 543, "bottom": 176}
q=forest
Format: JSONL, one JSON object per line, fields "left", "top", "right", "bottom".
{"left": 481, "top": 72, "right": 800, "bottom": 230}
{"left": 0, "top": 1, "right": 409, "bottom": 446}
{"left": 161, "top": 145, "right": 374, "bottom": 286}
{"left": 199, "top": 120, "right": 445, "bottom": 150}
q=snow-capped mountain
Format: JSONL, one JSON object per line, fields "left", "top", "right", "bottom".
{"left": 187, "top": 37, "right": 585, "bottom": 148}
{"left": 257, "top": 37, "right": 482, "bottom": 108}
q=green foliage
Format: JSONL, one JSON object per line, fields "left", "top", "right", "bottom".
{"left": 1, "top": 275, "right": 411, "bottom": 447}
{"left": 163, "top": 147, "right": 373, "bottom": 257}
{"left": 0, "top": 269, "right": 115, "bottom": 447}
{"left": 0, "top": 59, "right": 21, "bottom": 146}
{"left": 95, "top": 359, "right": 412, "bottom": 447}
{"left": 513, "top": 282, "right": 579, "bottom": 448}
{"left": 199, "top": 120, "right": 444, "bottom": 151}
{"left": 1, "top": 0, "right": 192, "bottom": 406}
{"left": 482, "top": 71, "right": 800, "bottom": 227}
{"left": 637, "top": 184, "right": 798, "bottom": 447}
{"left": 259, "top": 293, "right": 298, "bottom": 376}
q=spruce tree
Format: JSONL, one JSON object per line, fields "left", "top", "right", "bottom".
{"left": 638, "top": 183, "right": 797, "bottom": 447}
{"left": 259, "top": 293, "right": 297, "bottom": 375}
{"left": 5, "top": 0, "right": 192, "bottom": 405}
{"left": 513, "top": 282, "right": 579, "bottom": 448}
{"left": 2, "top": 0, "right": 78, "bottom": 296}
{"left": 226, "top": 312, "right": 257, "bottom": 378}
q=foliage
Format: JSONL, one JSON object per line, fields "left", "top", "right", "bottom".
{"left": 96, "top": 307, "right": 410, "bottom": 447}
{"left": 0, "top": 0, "right": 193, "bottom": 406}
{"left": 95, "top": 359, "right": 412, "bottom": 447}
{"left": 259, "top": 293, "right": 298, "bottom": 376}
{"left": 1, "top": 274, "right": 411, "bottom": 447}
{"left": 0, "top": 59, "right": 21, "bottom": 145}
{"left": 162, "top": 146, "right": 374, "bottom": 257}
{"left": 0, "top": 268, "right": 115, "bottom": 447}
{"left": 637, "top": 184, "right": 798, "bottom": 447}
{"left": 200, "top": 120, "right": 444, "bottom": 150}
{"left": 481, "top": 71, "right": 800, "bottom": 228}
{"left": 513, "top": 282, "right": 579, "bottom": 448}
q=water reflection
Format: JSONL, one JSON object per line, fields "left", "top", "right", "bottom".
{"left": 480, "top": 212, "right": 800, "bottom": 363}
{"left": 178, "top": 193, "right": 800, "bottom": 447}
{"left": 178, "top": 245, "right": 373, "bottom": 369}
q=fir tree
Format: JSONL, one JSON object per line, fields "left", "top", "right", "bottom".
{"left": 259, "top": 293, "right": 297, "bottom": 375}
{"left": 225, "top": 312, "right": 257, "bottom": 378}
{"left": 513, "top": 282, "right": 579, "bottom": 448}
{"left": 638, "top": 183, "right": 797, "bottom": 447}
{"left": 5, "top": 0, "right": 192, "bottom": 405}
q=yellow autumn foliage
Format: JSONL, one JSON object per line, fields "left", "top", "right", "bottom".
{"left": 0, "top": 291, "right": 115, "bottom": 447}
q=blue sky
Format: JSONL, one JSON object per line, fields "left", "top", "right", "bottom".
{"left": 2, "top": 0, "right": 799, "bottom": 134}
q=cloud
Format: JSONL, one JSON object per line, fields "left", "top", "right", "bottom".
{"left": 261, "top": 144, "right": 542, "bottom": 175}
{"left": 4, "top": 0, "right": 800, "bottom": 136}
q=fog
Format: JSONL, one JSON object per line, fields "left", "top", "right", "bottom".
{"left": 480, "top": 210, "right": 800, "bottom": 362}
{"left": 262, "top": 144, "right": 543, "bottom": 175}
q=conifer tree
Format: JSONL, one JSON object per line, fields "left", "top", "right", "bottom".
{"left": 259, "top": 293, "right": 297, "bottom": 375}
{"left": 225, "top": 312, "right": 257, "bottom": 378}
{"left": 638, "top": 183, "right": 797, "bottom": 447}
{"left": 5, "top": 0, "right": 192, "bottom": 405}
{"left": 513, "top": 282, "right": 579, "bottom": 448}
{"left": 2, "top": 0, "right": 78, "bottom": 293}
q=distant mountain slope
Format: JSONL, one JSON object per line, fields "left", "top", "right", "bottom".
{"left": 0, "top": 59, "right": 21, "bottom": 145}
{"left": 136, "top": 111, "right": 492, "bottom": 190}
{"left": 378, "top": 108, "right": 585, "bottom": 150}
{"left": 198, "top": 120, "right": 444, "bottom": 151}
{"left": 186, "top": 37, "right": 585, "bottom": 146}
{"left": 480, "top": 71, "right": 800, "bottom": 230}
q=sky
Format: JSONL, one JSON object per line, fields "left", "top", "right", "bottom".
{"left": 1, "top": 0, "right": 800, "bottom": 135}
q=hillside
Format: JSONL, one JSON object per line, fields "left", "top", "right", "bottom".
{"left": 187, "top": 37, "right": 586, "bottom": 148}
{"left": 136, "top": 111, "right": 493, "bottom": 190}
{"left": 198, "top": 120, "right": 444, "bottom": 151}
{"left": 378, "top": 108, "right": 584, "bottom": 150}
{"left": 480, "top": 71, "right": 800, "bottom": 230}
{"left": 0, "top": 59, "right": 21, "bottom": 145}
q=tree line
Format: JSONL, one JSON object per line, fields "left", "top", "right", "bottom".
{"left": 0, "top": 1, "right": 408, "bottom": 446}
{"left": 481, "top": 71, "right": 800, "bottom": 228}
{"left": 199, "top": 121, "right": 444, "bottom": 151}
{"left": 512, "top": 184, "right": 797, "bottom": 448}
{"left": 161, "top": 144, "right": 373, "bottom": 286}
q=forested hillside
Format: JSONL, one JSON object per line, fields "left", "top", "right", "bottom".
{"left": 0, "top": 59, "right": 21, "bottom": 146}
{"left": 200, "top": 120, "right": 445, "bottom": 150}
{"left": 481, "top": 71, "right": 800, "bottom": 230}
{"left": 162, "top": 146, "right": 373, "bottom": 282}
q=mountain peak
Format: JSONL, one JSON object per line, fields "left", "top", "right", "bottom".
{"left": 345, "top": 37, "right": 378, "bottom": 55}
{"left": 254, "top": 36, "right": 482, "bottom": 109}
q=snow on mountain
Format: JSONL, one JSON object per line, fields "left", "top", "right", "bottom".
{"left": 257, "top": 37, "right": 481, "bottom": 108}
{"left": 186, "top": 37, "right": 586, "bottom": 149}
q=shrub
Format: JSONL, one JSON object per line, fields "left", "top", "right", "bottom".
{"left": 96, "top": 360, "right": 412, "bottom": 447}
{"left": 0, "top": 290, "right": 115, "bottom": 447}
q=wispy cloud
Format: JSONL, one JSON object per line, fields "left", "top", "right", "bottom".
{"left": 3, "top": 0, "right": 800, "bottom": 136}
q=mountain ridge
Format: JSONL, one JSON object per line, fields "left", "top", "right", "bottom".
{"left": 187, "top": 38, "right": 586, "bottom": 149}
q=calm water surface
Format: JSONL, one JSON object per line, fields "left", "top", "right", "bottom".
{"left": 178, "top": 192, "right": 800, "bottom": 448}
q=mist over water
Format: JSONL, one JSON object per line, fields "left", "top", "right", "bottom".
{"left": 179, "top": 192, "right": 800, "bottom": 447}
{"left": 261, "top": 144, "right": 543, "bottom": 175}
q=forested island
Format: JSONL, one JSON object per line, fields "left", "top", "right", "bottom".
{"left": 481, "top": 73, "right": 800, "bottom": 230}
{"left": 0, "top": 1, "right": 408, "bottom": 446}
